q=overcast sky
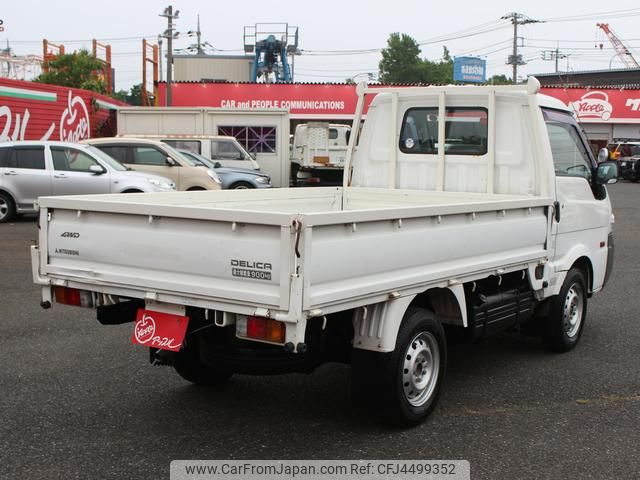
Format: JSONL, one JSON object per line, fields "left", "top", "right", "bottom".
{"left": 2, "top": 1, "right": 640, "bottom": 90}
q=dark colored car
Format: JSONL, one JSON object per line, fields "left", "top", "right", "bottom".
{"left": 608, "top": 141, "right": 640, "bottom": 182}
{"left": 177, "top": 150, "right": 272, "bottom": 189}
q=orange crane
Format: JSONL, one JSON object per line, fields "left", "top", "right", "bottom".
{"left": 597, "top": 23, "right": 639, "bottom": 69}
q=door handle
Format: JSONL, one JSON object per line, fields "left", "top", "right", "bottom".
{"left": 553, "top": 201, "right": 561, "bottom": 222}
{"left": 54, "top": 174, "right": 68, "bottom": 178}
{"left": 3, "top": 171, "right": 18, "bottom": 176}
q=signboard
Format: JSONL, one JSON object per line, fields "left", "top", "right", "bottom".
{"left": 541, "top": 87, "right": 640, "bottom": 124}
{"left": 453, "top": 57, "right": 486, "bottom": 83}
{"left": 158, "top": 82, "right": 640, "bottom": 124}
{"left": 0, "top": 78, "right": 125, "bottom": 141}
{"left": 157, "top": 83, "right": 377, "bottom": 120}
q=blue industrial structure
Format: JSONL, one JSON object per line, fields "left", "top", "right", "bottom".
{"left": 244, "top": 23, "right": 299, "bottom": 83}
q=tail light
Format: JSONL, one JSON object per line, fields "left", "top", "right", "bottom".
{"left": 53, "top": 286, "right": 94, "bottom": 308}
{"left": 236, "top": 315, "right": 286, "bottom": 344}
{"left": 305, "top": 177, "right": 321, "bottom": 184}
{"left": 312, "top": 155, "right": 330, "bottom": 164}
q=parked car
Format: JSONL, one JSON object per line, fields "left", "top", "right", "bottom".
{"left": 84, "top": 138, "right": 222, "bottom": 191}
{"left": 606, "top": 141, "right": 640, "bottom": 182}
{"left": 0, "top": 141, "right": 176, "bottom": 223}
{"left": 177, "top": 149, "right": 272, "bottom": 189}
{"left": 132, "top": 135, "right": 262, "bottom": 171}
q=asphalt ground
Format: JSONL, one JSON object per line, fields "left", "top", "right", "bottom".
{"left": 1, "top": 183, "right": 638, "bottom": 480}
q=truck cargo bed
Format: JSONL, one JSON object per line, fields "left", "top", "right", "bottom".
{"left": 34, "top": 187, "right": 552, "bottom": 320}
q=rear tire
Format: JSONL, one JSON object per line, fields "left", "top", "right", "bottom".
{"left": 352, "top": 307, "right": 447, "bottom": 427}
{"left": 0, "top": 192, "right": 16, "bottom": 223}
{"left": 173, "top": 337, "right": 233, "bottom": 386}
{"left": 543, "top": 268, "right": 588, "bottom": 352}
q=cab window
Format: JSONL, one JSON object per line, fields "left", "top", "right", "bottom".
{"left": 543, "top": 109, "right": 594, "bottom": 180}
{"left": 399, "top": 107, "right": 488, "bottom": 155}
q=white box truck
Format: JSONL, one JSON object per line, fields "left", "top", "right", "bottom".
{"left": 116, "top": 107, "right": 290, "bottom": 187}
{"left": 32, "top": 79, "right": 617, "bottom": 426}
{"left": 291, "top": 122, "right": 351, "bottom": 187}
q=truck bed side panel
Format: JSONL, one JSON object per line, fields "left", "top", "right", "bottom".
{"left": 304, "top": 206, "right": 548, "bottom": 310}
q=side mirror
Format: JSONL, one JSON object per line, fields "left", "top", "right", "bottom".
{"left": 89, "top": 164, "right": 106, "bottom": 175}
{"left": 214, "top": 161, "right": 222, "bottom": 168}
{"left": 594, "top": 161, "right": 618, "bottom": 185}
{"left": 597, "top": 148, "right": 609, "bottom": 163}
{"left": 166, "top": 156, "right": 177, "bottom": 167}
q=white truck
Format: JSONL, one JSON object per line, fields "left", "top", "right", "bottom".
{"left": 31, "top": 79, "right": 617, "bottom": 426}
{"left": 291, "top": 122, "right": 351, "bottom": 186}
{"left": 116, "top": 107, "right": 290, "bottom": 188}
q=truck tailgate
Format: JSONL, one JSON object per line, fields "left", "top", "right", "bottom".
{"left": 37, "top": 193, "right": 301, "bottom": 312}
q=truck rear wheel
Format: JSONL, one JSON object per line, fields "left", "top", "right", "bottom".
{"left": 173, "top": 338, "right": 233, "bottom": 386}
{"left": 352, "top": 307, "right": 447, "bottom": 427}
{"left": 543, "top": 268, "right": 588, "bottom": 352}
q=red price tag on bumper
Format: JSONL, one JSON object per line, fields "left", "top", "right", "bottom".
{"left": 132, "top": 309, "right": 189, "bottom": 352}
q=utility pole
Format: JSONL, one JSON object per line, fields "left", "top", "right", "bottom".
{"left": 159, "top": 5, "right": 179, "bottom": 106}
{"left": 157, "top": 35, "right": 163, "bottom": 81}
{"left": 196, "top": 15, "right": 203, "bottom": 55}
{"left": 541, "top": 42, "right": 567, "bottom": 73}
{"left": 502, "top": 12, "right": 542, "bottom": 84}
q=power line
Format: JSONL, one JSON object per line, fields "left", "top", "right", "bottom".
{"left": 541, "top": 8, "right": 640, "bottom": 22}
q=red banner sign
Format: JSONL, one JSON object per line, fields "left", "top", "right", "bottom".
{"left": 541, "top": 87, "right": 640, "bottom": 123}
{"left": 158, "top": 83, "right": 369, "bottom": 119}
{"left": 158, "top": 82, "right": 640, "bottom": 123}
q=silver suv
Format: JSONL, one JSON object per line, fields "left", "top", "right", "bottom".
{"left": 0, "top": 141, "right": 176, "bottom": 223}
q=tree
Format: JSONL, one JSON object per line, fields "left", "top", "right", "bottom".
{"left": 485, "top": 74, "right": 512, "bottom": 85}
{"left": 35, "top": 49, "right": 107, "bottom": 93}
{"left": 379, "top": 34, "right": 453, "bottom": 84}
{"left": 112, "top": 84, "right": 144, "bottom": 106}
{"left": 128, "top": 84, "right": 146, "bottom": 106}
{"left": 379, "top": 33, "right": 424, "bottom": 83}
{"left": 421, "top": 46, "right": 453, "bottom": 84}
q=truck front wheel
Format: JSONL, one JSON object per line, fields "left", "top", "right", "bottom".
{"left": 543, "top": 268, "right": 588, "bottom": 352}
{"left": 352, "top": 307, "right": 447, "bottom": 427}
{"left": 173, "top": 338, "right": 233, "bottom": 386}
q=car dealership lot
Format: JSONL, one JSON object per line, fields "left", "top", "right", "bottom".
{"left": 1, "top": 184, "right": 639, "bottom": 480}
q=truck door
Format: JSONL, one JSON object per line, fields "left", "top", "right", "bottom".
{"left": 543, "top": 108, "right": 612, "bottom": 291}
